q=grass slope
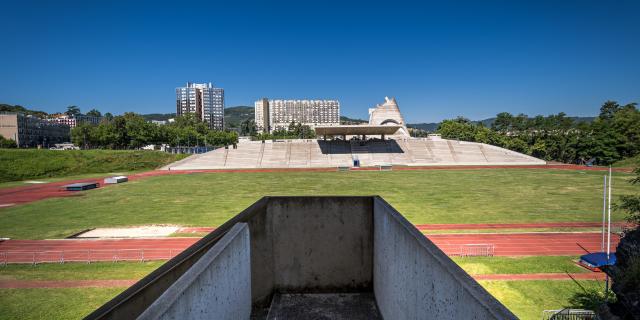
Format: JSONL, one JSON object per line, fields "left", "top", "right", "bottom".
{"left": 452, "top": 256, "right": 586, "bottom": 274}
{"left": 0, "top": 169, "right": 637, "bottom": 239}
{"left": 0, "top": 149, "right": 187, "bottom": 183}
{"left": 613, "top": 154, "right": 640, "bottom": 168}
{"left": 479, "top": 280, "right": 604, "bottom": 320}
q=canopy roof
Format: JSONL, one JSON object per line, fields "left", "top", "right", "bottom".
{"left": 315, "top": 125, "right": 402, "bottom": 136}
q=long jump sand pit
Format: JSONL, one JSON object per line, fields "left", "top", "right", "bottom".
{"left": 74, "top": 226, "right": 180, "bottom": 238}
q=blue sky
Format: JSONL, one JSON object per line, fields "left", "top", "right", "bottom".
{"left": 1, "top": 1, "right": 639, "bottom": 123}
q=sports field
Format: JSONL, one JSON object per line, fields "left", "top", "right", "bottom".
{"left": 0, "top": 169, "right": 637, "bottom": 239}
{"left": 0, "top": 167, "right": 637, "bottom": 319}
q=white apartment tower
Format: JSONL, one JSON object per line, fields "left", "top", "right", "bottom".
{"left": 176, "top": 82, "right": 224, "bottom": 130}
{"left": 255, "top": 99, "right": 340, "bottom": 133}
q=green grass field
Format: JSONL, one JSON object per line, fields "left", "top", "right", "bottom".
{"left": 0, "top": 149, "right": 187, "bottom": 183}
{"left": 0, "top": 261, "right": 164, "bottom": 281}
{"left": 479, "top": 280, "right": 605, "bottom": 320}
{"left": 0, "top": 288, "right": 123, "bottom": 320}
{"left": 452, "top": 256, "right": 586, "bottom": 274}
{"left": 0, "top": 169, "right": 637, "bottom": 239}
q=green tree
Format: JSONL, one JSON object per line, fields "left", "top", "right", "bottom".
{"left": 65, "top": 105, "right": 81, "bottom": 117}
{"left": 86, "top": 109, "right": 102, "bottom": 117}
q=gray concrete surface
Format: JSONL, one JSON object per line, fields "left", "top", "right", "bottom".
{"left": 88, "top": 197, "right": 517, "bottom": 320}
{"left": 266, "top": 293, "right": 382, "bottom": 320}
{"left": 372, "top": 198, "right": 517, "bottom": 319}
{"left": 137, "top": 223, "right": 251, "bottom": 320}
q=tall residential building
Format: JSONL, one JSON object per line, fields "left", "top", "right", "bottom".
{"left": 176, "top": 82, "right": 224, "bottom": 130}
{"left": 0, "top": 113, "right": 70, "bottom": 147}
{"left": 254, "top": 99, "right": 340, "bottom": 133}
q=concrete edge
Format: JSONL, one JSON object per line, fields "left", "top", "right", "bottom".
{"left": 84, "top": 197, "right": 268, "bottom": 320}
{"left": 372, "top": 196, "right": 518, "bottom": 320}
{"left": 137, "top": 223, "right": 249, "bottom": 320}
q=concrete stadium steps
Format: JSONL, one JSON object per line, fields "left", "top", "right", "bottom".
{"left": 288, "top": 141, "right": 311, "bottom": 167}
{"left": 164, "top": 138, "right": 545, "bottom": 170}
{"left": 261, "top": 142, "right": 290, "bottom": 168}
{"left": 224, "top": 143, "right": 263, "bottom": 168}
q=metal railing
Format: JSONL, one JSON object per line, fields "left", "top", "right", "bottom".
{"left": 456, "top": 244, "right": 495, "bottom": 257}
{"left": 542, "top": 309, "right": 597, "bottom": 320}
{"left": 0, "top": 249, "right": 182, "bottom": 265}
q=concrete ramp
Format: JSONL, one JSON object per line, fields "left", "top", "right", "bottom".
{"left": 86, "top": 196, "right": 516, "bottom": 320}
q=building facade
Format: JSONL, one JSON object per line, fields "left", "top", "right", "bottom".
{"left": 176, "top": 82, "right": 224, "bottom": 130}
{"left": 47, "top": 114, "right": 103, "bottom": 128}
{"left": 0, "top": 113, "right": 70, "bottom": 147}
{"left": 254, "top": 99, "right": 340, "bottom": 133}
{"left": 368, "top": 97, "right": 409, "bottom": 136}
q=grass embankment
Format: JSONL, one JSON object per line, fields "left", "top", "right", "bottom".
{"left": 613, "top": 154, "right": 640, "bottom": 168}
{"left": 452, "top": 256, "right": 587, "bottom": 274}
{"left": 0, "top": 169, "right": 637, "bottom": 239}
{"left": 0, "top": 149, "right": 187, "bottom": 183}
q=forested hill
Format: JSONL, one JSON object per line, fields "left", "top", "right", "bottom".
{"left": 224, "top": 106, "right": 253, "bottom": 128}
{"left": 408, "top": 116, "right": 596, "bottom": 132}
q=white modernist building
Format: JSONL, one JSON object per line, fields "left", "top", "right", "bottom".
{"left": 176, "top": 82, "right": 224, "bottom": 130}
{"left": 255, "top": 99, "right": 340, "bottom": 133}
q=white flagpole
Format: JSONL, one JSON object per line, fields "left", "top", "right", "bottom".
{"left": 607, "top": 167, "right": 612, "bottom": 259}
{"left": 602, "top": 175, "right": 607, "bottom": 252}
{"left": 606, "top": 166, "right": 612, "bottom": 299}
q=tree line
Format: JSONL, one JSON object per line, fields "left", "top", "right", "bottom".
{"left": 431, "top": 101, "right": 639, "bottom": 165}
{"left": 71, "top": 113, "right": 238, "bottom": 149}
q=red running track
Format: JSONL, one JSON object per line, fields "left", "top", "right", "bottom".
{"left": 0, "top": 232, "right": 620, "bottom": 263}
{"left": 415, "top": 222, "right": 631, "bottom": 231}
{"left": 0, "top": 165, "right": 629, "bottom": 207}
{"left": 428, "top": 232, "right": 619, "bottom": 256}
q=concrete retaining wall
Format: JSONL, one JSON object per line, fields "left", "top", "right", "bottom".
{"left": 137, "top": 223, "right": 251, "bottom": 320}
{"left": 372, "top": 198, "right": 517, "bottom": 319}
{"left": 248, "top": 197, "right": 374, "bottom": 305}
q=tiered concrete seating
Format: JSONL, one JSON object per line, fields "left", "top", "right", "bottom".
{"left": 165, "top": 137, "right": 545, "bottom": 170}
{"left": 367, "top": 140, "right": 393, "bottom": 166}
{"left": 261, "top": 141, "right": 289, "bottom": 168}
{"left": 289, "top": 141, "right": 310, "bottom": 168}
{"left": 426, "top": 140, "right": 456, "bottom": 163}
{"left": 449, "top": 141, "right": 488, "bottom": 164}
{"left": 224, "top": 142, "right": 262, "bottom": 168}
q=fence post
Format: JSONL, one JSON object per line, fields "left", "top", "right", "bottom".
{"left": 141, "top": 249, "right": 144, "bottom": 262}
{"left": 87, "top": 250, "right": 91, "bottom": 264}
